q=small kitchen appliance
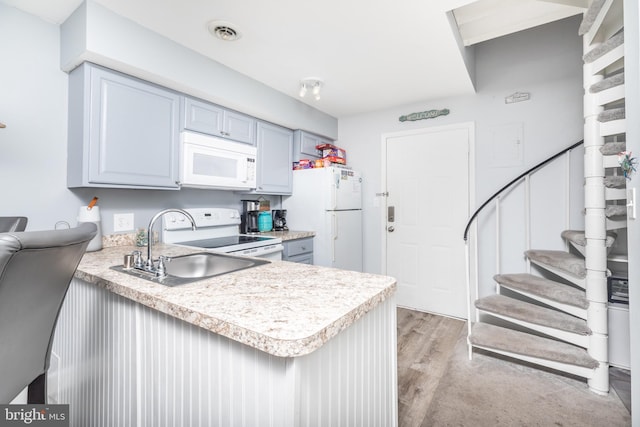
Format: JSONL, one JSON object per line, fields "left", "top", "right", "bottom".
{"left": 163, "top": 208, "right": 283, "bottom": 260}
{"left": 241, "top": 199, "right": 260, "bottom": 234}
{"left": 272, "top": 209, "right": 287, "bottom": 231}
{"left": 180, "top": 132, "right": 257, "bottom": 190}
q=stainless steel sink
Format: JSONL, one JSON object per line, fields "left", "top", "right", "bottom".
{"left": 165, "top": 252, "right": 268, "bottom": 278}
{"left": 111, "top": 252, "right": 270, "bottom": 286}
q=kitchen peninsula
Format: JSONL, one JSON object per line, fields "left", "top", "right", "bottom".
{"left": 50, "top": 243, "right": 397, "bottom": 427}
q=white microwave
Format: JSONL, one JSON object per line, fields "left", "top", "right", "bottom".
{"left": 180, "top": 132, "right": 257, "bottom": 190}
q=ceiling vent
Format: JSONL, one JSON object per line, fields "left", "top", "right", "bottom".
{"left": 207, "top": 20, "right": 242, "bottom": 41}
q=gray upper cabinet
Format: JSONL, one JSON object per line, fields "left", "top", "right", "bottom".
{"left": 292, "top": 130, "right": 328, "bottom": 161}
{"left": 67, "top": 63, "right": 180, "bottom": 189}
{"left": 182, "top": 97, "right": 256, "bottom": 144}
{"left": 253, "top": 122, "right": 293, "bottom": 195}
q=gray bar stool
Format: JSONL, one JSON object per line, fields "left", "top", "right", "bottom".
{"left": 0, "top": 222, "right": 97, "bottom": 403}
{"left": 0, "top": 216, "right": 27, "bottom": 232}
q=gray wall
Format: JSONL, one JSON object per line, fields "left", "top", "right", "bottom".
{"left": 1, "top": 4, "right": 82, "bottom": 232}
{"left": 338, "top": 15, "right": 585, "bottom": 289}
{"left": 1, "top": 5, "right": 582, "bottom": 275}
{"left": 0, "top": 3, "right": 315, "bottom": 233}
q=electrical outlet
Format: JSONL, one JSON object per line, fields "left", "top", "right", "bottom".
{"left": 114, "top": 213, "right": 134, "bottom": 232}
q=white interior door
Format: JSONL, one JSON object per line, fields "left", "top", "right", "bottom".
{"left": 384, "top": 125, "right": 471, "bottom": 318}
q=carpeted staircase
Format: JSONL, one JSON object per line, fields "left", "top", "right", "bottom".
{"left": 469, "top": 231, "right": 614, "bottom": 379}
{"left": 467, "top": 0, "right": 628, "bottom": 395}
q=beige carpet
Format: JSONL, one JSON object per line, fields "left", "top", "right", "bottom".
{"left": 421, "top": 327, "right": 631, "bottom": 426}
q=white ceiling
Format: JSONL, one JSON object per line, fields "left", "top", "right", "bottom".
{"left": 1, "top": 0, "right": 586, "bottom": 118}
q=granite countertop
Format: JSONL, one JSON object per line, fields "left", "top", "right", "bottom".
{"left": 102, "top": 229, "right": 315, "bottom": 247}
{"left": 75, "top": 243, "right": 395, "bottom": 358}
{"left": 259, "top": 230, "right": 315, "bottom": 241}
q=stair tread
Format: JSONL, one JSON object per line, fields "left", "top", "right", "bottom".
{"left": 495, "top": 273, "right": 588, "bottom": 309}
{"left": 600, "top": 140, "right": 626, "bottom": 154}
{"left": 598, "top": 107, "right": 625, "bottom": 123}
{"left": 578, "top": 0, "right": 606, "bottom": 36}
{"left": 590, "top": 72, "right": 624, "bottom": 93}
{"left": 583, "top": 31, "right": 624, "bottom": 64}
{"left": 475, "top": 294, "right": 590, "bottom": 335}
{"left": 526, "top": 250, "right": 586, "bottom": 279}
{"left": 469, "top": 323, "right": 598, "bottom": 369}
{"left": 606, "top": 205, "right": 627, "bottom": 218}
{"left": 560, "top": 229, "right": 617, "bottom": 248}
{"left": 604, "top": 175, "right": 627, "bottom": 188}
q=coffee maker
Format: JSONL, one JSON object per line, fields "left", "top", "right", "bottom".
{"left": 272, "top": 209, "right": 287, "bottom": 231}
{"left": 241, "top": 200, "right": 260, "bottom": 234}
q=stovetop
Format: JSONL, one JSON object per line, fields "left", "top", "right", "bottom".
{"left": 175, "top": 235, "right": 278, "bottom": 250}
{"left": 162, "top": 207, "right": 282, "bottom": 253}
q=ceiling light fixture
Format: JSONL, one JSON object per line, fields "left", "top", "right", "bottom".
{"left": 299, "top": 78, "right": 323, "bottom": 101}
{"left": 207, "top": 20, "right": 242, "bottom": 41}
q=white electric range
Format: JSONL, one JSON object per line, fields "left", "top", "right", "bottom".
{"left": 162, "top": 208, "right": 283, "bottom": 260}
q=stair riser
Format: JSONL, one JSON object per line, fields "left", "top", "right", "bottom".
{"left": 599, "top": 119, "right": 625, "bottom": 136}
{"left": 605, "top": 187, "right": 627, "bottom": 200}
{"left": 593, "top": 84, "right": 625, "bottom": 106}
{"left": 587, "top": 44, "right": 624, "bottom": 75}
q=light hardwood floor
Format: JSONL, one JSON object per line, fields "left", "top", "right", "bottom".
{"left": 396, "top": 308, "right": 465, "bottom": 426}
{"left": 396, "top": 308, "right": 631, "bottom": 426}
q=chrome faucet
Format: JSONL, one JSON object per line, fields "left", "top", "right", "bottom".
{"left": 145, "top": 208, "right": 197, "bottom": 274}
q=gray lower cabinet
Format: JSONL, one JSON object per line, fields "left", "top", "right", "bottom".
{"left": 182, "top": 96, "right": 256, "bottom": 144}
{"left": 67, "top": 63, "right": 180, "bottom": 189}
{"left": 253, "top": 122, "right": 293, "bottom": 195}
{"left": 283, "top": 237, "right": 314, "bottom": 264}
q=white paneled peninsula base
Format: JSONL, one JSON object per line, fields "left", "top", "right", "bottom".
{"left": 50, "top": 244, "right": 397, "bottom": 427}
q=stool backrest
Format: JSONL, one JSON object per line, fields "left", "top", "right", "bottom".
{"left": 0, "top": 222, "right": 97, "bottom": 403}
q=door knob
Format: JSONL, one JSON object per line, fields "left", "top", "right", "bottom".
{"left": 387, "top": 226, "right": 395, "bottom": 232}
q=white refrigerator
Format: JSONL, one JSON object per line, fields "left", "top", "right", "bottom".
{"left": 283, "top": 167, "right": 363, "bottom": 272}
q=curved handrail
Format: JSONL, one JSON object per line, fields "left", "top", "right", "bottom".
{"left": 463, "top": 139, "right": 584, "bottom": 241}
